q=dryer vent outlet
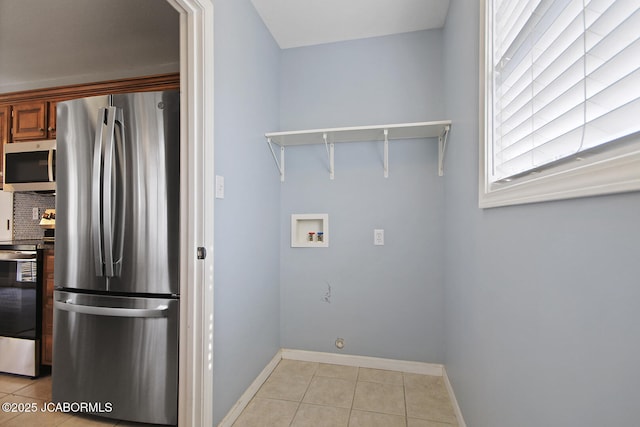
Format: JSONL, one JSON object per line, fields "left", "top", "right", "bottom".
{"left": 335, "top": 338, "right": 345, "bottom": 350}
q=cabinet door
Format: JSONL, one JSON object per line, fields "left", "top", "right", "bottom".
{"left": 12, "top": 102, "right": 47, "bottom": 141}
{"left": 47, "top": 101, "right": 57, "bottom": 139}
{"left": 42, "top": 249, "right": 55, "bottom": 366}
{"left": 0, "top": 106, "right": 9, "bottom": 187}
{"left": 0, "top": 105, "right": 9, "bottom": 144}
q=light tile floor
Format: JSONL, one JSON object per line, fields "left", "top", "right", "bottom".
{"left": 0, "top": 372, "right": 157, "bottom": 426}
{"left": 232, "top": 359, "right": 459, "bottom": 427}
{"left": 0, "top": 360, "right": 459, "bottom": 427}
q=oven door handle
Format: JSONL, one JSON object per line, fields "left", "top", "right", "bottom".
{"left": 0, "top": 251, "right": 37, "bottom": 261}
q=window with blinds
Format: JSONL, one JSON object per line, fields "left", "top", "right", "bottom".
{"left": 488, "top": 0, "right": 640, "bottom": 182}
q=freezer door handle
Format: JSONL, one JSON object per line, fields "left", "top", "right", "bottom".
{"left": 55, "top": 299, "right": 169, "bottom": 318}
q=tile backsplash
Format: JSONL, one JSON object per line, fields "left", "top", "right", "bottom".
{"left": 13, "top": 192, "right": 56, "bottom": 240}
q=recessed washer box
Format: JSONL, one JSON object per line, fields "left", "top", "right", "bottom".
{"left": 291, "top": 214, "right": 328, "bottom": 247}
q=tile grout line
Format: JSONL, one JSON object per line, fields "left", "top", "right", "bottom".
{"left": 349, "top": 366, "right": 362, "bottom": 426}
{"left": 347, "top": 366, "right": 359, "bottom": 427}
{"left": 402, "top": 372, "right": 409, "bottom": 427}
{"left": 287, "top": 361, "right": 319, "bottom": 427}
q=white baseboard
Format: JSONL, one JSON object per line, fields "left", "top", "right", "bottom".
{"left": 443, "top": 367, "right": 467, "bottom": 427}
{"left": 218, "top": 349, "right": 464, "bottom": 427}
{"left": 216, "top": 350, "right": 283, "bottom": 427}
{"left": 281, "top": 348, "right": 444, "bottom": 376}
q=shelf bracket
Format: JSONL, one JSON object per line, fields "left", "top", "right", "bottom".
{"left": 267, "top": 137, "right": 285, "bottom": 182}
{"left": 323, "top": 133, "right": 335, "bottom": 180}
{"left": 383, "top": 129, "right": 389, "bottom": 178}
{"left": 438, "top": 125, "right": 451, "bottom": 176}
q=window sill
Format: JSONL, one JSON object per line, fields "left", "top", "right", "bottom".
{"left": 479, "top": 144, "right": 640, "bottom": 208}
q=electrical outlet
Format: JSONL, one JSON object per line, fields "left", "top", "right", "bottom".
{"left": 32, "top": 207, "right": 39, "bottom": 220}
{"left": 374, "top": 229, "right": 384, "bottom": 245}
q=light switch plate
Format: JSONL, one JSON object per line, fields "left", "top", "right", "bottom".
{"left": 215, "top": 175, "right": 225, "bottom": 199}
{"left": 374, "top": 229, "right": 384, "bottom": 245}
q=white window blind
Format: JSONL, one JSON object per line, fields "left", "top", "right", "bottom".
{"left": 489, "top": 0, "right": 640, "bottom": 182}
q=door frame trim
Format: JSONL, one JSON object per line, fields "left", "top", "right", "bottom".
{"left": 165, "top": 0, "right": 215, "bottom": 426}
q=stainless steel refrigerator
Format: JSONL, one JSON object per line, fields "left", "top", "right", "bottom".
{"left": 53, "top": 91, "right": 180, "bottom": 426}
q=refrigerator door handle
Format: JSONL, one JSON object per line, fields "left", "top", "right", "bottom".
{"left": 101, "top": 106, "right": 118, "bottom": 278}
{"left": 91, "top": 105, "right": 126, "bottom": 279}
{"left": 112, "top": 112, "right": 126, "bottom": 277}
{"left": 92, "top": 107, "right": 108, "bottom": 276}
{"left": 55, "top": 299, "right": 169, "bottom": 318}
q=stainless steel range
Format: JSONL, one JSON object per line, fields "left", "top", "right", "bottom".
{"left": 0, "top": 242, "right": 41, "bottom": 377}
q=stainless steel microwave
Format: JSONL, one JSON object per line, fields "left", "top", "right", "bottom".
{"left": 3, "top": 139, "right": 56, "bottom": 192}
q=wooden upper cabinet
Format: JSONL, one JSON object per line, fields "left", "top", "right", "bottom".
{"left": 10, "top": 101, "right": 57, "bottom": 141}
{"left": 0, "top": 106, "right": 9, "bottom": 145}
{"left": 12, "top": 101, "right": 47, "bottom": 141}
{"left": 47, "top": 101, "right": 57, "bottom": 139}
{"left": 0, "top": 106, "right": 9, "bottom": 187}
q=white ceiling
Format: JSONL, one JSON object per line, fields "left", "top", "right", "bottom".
{"left": 251, "top": 0, "right": 451, "bottom": 49}
{"left": 0, "top": 0, "right": 179, "bottom": 93}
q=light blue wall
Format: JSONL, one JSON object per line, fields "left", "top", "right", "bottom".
{"left": 279, "top": 31, "right": 447, "bottom": 362}
{"left": 442, "top": 1, "right": 640, "bottom": 426}
{"left": 280, "top": 31, "right": 443, "bottom": 129}
{"left": 213, "top": 0, "right": 281, "bottom": 424}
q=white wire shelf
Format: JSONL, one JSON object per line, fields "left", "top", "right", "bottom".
{"left": 265, "top": 120, "right": 451, "bottom": 181}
